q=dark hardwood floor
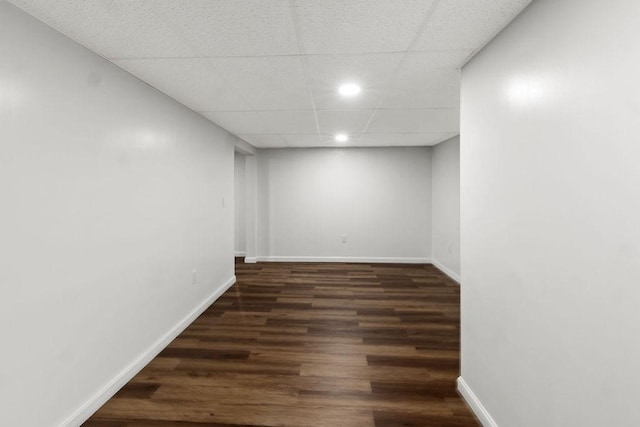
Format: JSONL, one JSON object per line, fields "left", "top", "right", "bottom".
{"left": 84, "top": 260, "right": 478, "bottom": 427}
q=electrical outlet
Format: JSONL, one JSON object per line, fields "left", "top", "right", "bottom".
{"left": 192, "top": 269, "right": 198, "bottom": 286}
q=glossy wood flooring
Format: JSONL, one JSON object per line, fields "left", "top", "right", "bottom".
{"left": 84, "top": 260, "right": 478, "bottom": 427}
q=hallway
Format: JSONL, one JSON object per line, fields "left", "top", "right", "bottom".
{"left": 84, "top": 261, "right": 476, "bottom": 426}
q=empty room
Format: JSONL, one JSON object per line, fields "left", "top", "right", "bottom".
{"left": 2, "top": 0, "right": 639, "bottom": 426}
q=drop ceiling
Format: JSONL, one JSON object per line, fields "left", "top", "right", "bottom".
{"left": 7, "top": 0, "right": 532, "bottom": 148}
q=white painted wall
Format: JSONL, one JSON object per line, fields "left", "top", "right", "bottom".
{"left": 234, "top": 153, "right": 246, "bottom": 255}
{"left": 244, "top": 155, "right": 259, "bottom": 262}
{"left": 257, "top": 147, "right": 432, "bottom": 262}
{"left": 431, "top": 136, "right": 460, "bottom": 281}
{"left": 460, "top": 0, "right": 640, "bottom": 425}
{"left": 0, "top": 3, "right": 236, "bottom": 426}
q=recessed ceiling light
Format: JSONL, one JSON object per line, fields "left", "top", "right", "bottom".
{"left": 335, "top": 133, "right": 348, "bottom": 143}
{"left": 338, "top": 83, "right": 361, "bottom": 97}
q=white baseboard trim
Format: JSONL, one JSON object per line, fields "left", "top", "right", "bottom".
{"left": 256, "top": 256, "right": 431, "bottom": 264}
{"left": 244, "top": 256, "right": 257, "bottom": 264}
{"left": 431, "top": 259, "right": 461, "bottom": 284}
{"left": 61, "top": 275, "right": 237, "bottom": 427}
{"left": 234, "top": 251, "right": 246, "bottom": 257}
{"left": 457, "top": 377, "right": 498, "bottom": 427}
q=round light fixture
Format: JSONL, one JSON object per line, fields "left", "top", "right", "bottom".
{"left": 338, "top": 83, "right": 361, "bottom": 97}
{"left": 335, "top": 133, "right": 349, "bottom": 143}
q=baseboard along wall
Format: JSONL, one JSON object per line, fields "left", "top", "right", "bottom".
{"left": 431, "top": 259, "right": 461, "bottom": 284}
{"left": 256, "top": 256, "right": 431, "bottom": 264}
{"left": 457, "top": 377, "right": 499, "bottom": 427}
{"left": 62, "top": 276, "right": 237, "bottom": 427}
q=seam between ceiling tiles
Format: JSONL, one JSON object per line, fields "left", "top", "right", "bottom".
{"left": 288, "top": 0, "right": 322, "bottom": 148}
{"left": 149, "top": 2, "right": 270, "bottom": 148}
{"left": 357, "top": 0, "right": 444, "bottom": 145}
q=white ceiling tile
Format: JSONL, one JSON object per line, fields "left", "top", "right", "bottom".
{"left": 208, "top": 57, "right": 313, "bottom": 110}
{"left": 282, "top": 134, "right": 351, "bottom": 148}
{"left": 294, "top": 0, "right": 435, "bottom": 54}
{"left": 379, "top": 55, "right": 461, "bottom": 108}
{"left": 257, "top": 111, "right": 318, "bottom": 134}
{"left": 9, "top": 0, "right": 197, "bottom": 58}
{"left": 114, "top": 58, "right": 250, "bottom": 112}
{"left": 239, "top": 134, "right": 288, "bottom": 148}
{"left": 357, "top": 133, "right": 458, "bottom": 147}
{"left": 280, "top": 134, "right": 326, "bottom": 148}
{"left": 202, "top": 111, "right": 271, "bottom": 135}
{"left": 316, "top": 110, "right": 373, "bottom": 135}
{"left": 405, "top": 50, "right": 476, "bottom": 69}
{"left": 366, "top": 108, "right": 460, "bottom": 134}
{"left": 413, "top": 0, "right": 532, "bottom": 51}
{"left": 8, "top": 0, "right": 515, "bottom": 149}
{"left": 162, "top": 0, "right": 299, "bottom": 57}
{"left": 307, "top": 53, "right": 403, "bottom": 110}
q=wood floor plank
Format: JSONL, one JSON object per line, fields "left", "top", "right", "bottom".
{"left": 84, "top": 260, "right": 478, "bottom": 426}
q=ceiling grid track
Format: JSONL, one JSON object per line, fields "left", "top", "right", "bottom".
{"left": 357, "top": 0, "right": 443, "bottom": 144}
{"left": 6, "top": 0, "right": 534, "bottom": 148}
{"left": 147, "top": 4, "right": 273, "bottom": 142}
{"left": 288, "top": 0, "right": 322, "bottom": 148}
